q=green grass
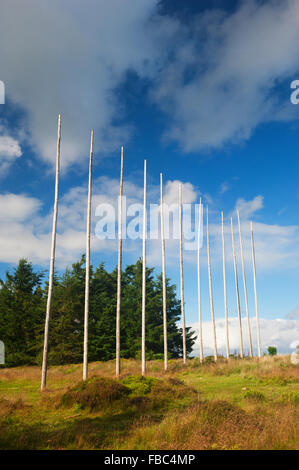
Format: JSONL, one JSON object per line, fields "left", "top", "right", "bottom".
{"left": 0, "top": 356, "right": 298, "bottom": 449}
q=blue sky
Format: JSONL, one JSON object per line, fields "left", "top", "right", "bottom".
{"left": 0, "top": 0, "right": 299, "bottom": 354}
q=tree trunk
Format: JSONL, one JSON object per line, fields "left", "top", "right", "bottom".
{"left": 221, "top": 212, "right": 230, "bottom": 359}
{"left": 160, "top": 173, "right": 168, "bottom": 371}
{"left": 207, "top": 206, "right": 217, "bottom": 362}
{"left": 237, "top": 210, "right": 253, "bottom": 357}
{"left": 197, "top": 199, "right": 203, "bottom": 363}
{"left": 141, "top": 160, "right": 147, "bottom": 375}
{"left": 41, "top": 114, "right": 61, "bottom": 390}
{"left": 116, "top": 147, "right": 124, "bottom": 377}
{"left": 83, "top": 130, "right": 94, "bottom": 381}
{"left": 251, "top": 221, "right": 261, "bottom": 358}
{"left": 231, "top": 217, "right": 244, "bottom": 358}
{"left": 179, "top": 184, "right": 187, "bottom": 364}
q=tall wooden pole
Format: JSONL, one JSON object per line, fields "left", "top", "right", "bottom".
{"left": 231, "top": 217, "right": 244, "bottom": 358}
{"left": 41, "top": 114, "right": 61, "bottom": 390}
{"left": 221, "top": 212, "right": 230, "bottom": 359}
{"left": 197, "top": 198, "right": 203, "bottom": 363}
{"left": 160, "top": 173, "right": 168, "bottom": 371}
{"left": 207, "top": 206, "right": 217, "bottom": 362}
{"left": 116, "top": 147, "right": 124, "bottom": 377}
{"left": 251, "top": 221, "right": 261, "bottom": 358}
{"left": 141, "top": 160, "right": 147, "bottom": 375}
{"left": 179, "top": 184, "right": 187, "bottom": 364}
{"left": 83, "top": 130, "right": 94, "bottom": 381}
{"left": 237, "top": 210, "right": 253, "bottom": 357}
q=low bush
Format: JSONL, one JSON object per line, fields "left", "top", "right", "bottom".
{"left": 60, "top": 377, "right": 130, "bottom": 410}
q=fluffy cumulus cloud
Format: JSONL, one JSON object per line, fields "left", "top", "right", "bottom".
{"left": 0, "top": 177, "right": 198, "bottom": 267}
{"left": 191, "top": 317, "right": 299, "bottom": 356}
{"left": 1, "top": 179, "right": 299, "bottom": 275}
{"left": 151, "top": 0, "right": 299, "bottom": 151}
{"left": 0, "top": 135, "right": 22, "bottom": 175}
{"left": 201, "top": 195, "right": 299, "bottom": 271}
{"left": 1, "top": 1, "right": 299, "bottom": 168}
{"left": 0, "top": 0, "right": 177, "bottom": 168}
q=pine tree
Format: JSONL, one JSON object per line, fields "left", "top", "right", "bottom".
{"left": 47, "top": 257, "right": 86, "bottom": 365}
{"left": 0, "top": 257, "right": 197, "bottom": 366}
{"left": 0, "top": 259, "right": 45, "bottom": 366}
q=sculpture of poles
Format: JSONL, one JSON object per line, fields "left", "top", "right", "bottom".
{"left": 237, "top": 210, "right": 253, "bottom": 357}
{"left": 251, "top": 221, "right": 262, "bottom": 358}
{"left": 179, "top": 183, "right": 187, "bottom": 364}
{"left": 116, "top": 147, "right": 124, "bottom": 377}
{"left": 221, "top": 211, "right": 230, "bottom": 359}
{"left": 231, "top": 217, "right": 244, "bottom": 358}
{"left": 83, "top": 130, "right": 94, "bottom": 381}
{"left": 141, "top": 160, "right": 147, "bottom": 375}
{"left": 41, "top": 114, "right": 61, "bottom": 390}
{"left": 206, "top": 206, "right": 217, "bottom": 362}
{"left": 160, "top": 173, "right": 168, "bottom": 371}
{"left": 197, "top": 198, "right": 203, "bottom": 363}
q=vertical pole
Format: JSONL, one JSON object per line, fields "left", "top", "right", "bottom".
{"left": 41, "top": 114, "right": 61, "bottom": 390}
{"left": 237, "top": 210, "right": 253, "bottom": 357}
{"left": 222, "top": 212, "right": 230, "bottom": 359}
{"left": 179, "top": 184, "right": 187, "bottom": 364}
{"left": 231, "top": 217, "right": 244, "bottom": 358}
{"left": 207, "top": 206, "right": 217, "bottom": 362}
{"left": 83, "top": 130, "right": 94, "bottom": 381}
{"left": 251, "top": 221, "right": 261, "bottom": 358}
{"left": 197, "top": 198, "right": 203, "bottom": 363}
{"left": 141, "top": 160, "right": 147, "bottom": 375}
{"left": 160, "top": 173, "right": 168, "bottom": 371}
{"left": 116, "top": 147, "right": 124, "bottom": 377}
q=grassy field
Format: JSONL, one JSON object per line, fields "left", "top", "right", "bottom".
{"left": 0, "top": 355, "right": 298, "bottom": 450}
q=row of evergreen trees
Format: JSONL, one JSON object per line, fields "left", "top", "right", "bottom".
{"left": 0, "top": 257, "right": 196, "bottom": 367}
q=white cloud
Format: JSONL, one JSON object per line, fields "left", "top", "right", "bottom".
{"left": 235, "top": 195, "right": 264, "bottom": 220}
{"left": 0, "top": 0, "right": 177, "bottom": 169}
{"left": 0, "top": 193, "right": 40, "bottom": 221}
{"left": 0, "top": 185, "right": 299, "bottom": 276}
{"left": 191, "top": 317, "right": 299, "bottom": 356}
{"left": 151, "top": 0, "right": 299, "bottom": 151}
{"left": 2, "top": 1, "right": 299, "bottom": 168}
{"left": 0, "top": 136, "right": 22, "bottom": 175}
{"left": 286, "top": 305, "right": 299, "bottom": 320}
{"left": 219, "top": 182, "right": 229, "bottom": 195}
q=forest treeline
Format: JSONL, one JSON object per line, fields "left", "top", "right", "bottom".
{"left": 0, "top": 258, "right": 196, "bottom": 367}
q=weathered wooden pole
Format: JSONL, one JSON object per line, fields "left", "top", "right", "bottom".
{"left": 179, "top": 183, "right": 187, "bottom": 364}
{"left": 251, "top": 221, "right": 261, "bottom": 358}
{"left": 197, "top": 198, "right": 203, "bottom": 363}
{"left": 41, "top": 114, "right": 61, "bottom": 390}
{"left": 231, "top": 217, "right": 244, "bottom": 358}
{"left": 116, "top": 147, "right": 124, "bottom": 377}
{"left": 237, "top": 210, "right": 253, "bottom": 357}
{"left": 83, "top": 130, "right": 94, "bottom": 381}
{"left": 141, "top": 160, "right": 147, "bottom": 375}
{"left": 221, "top": 211, "right": 230, "bottom": 359}
{"left": 160, "top": 173, "right": 168, "bottom": 371}
{"left": 206, "top": 206, "right": 217, "bottom": 362}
